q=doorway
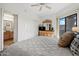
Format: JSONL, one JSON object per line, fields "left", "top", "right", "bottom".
{"left": 3, "top": 13, "right": 14, "bottom": 48}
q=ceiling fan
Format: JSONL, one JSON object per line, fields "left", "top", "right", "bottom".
{"left": 31, "top": 3, "right": 51, "bottom": 11}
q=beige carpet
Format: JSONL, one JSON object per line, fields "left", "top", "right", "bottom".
{"left": 0, "top": 36, "right": 72, "bottom": 56}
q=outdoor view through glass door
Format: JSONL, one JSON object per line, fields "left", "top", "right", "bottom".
{"left": 59, "top": 17, "right": 65, "bottom": 36}
{"left": 59, "top": 13, "right": 77, "bottom": 36}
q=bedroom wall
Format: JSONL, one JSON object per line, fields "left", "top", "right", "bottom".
{"left": 0, "top": 8, "right": 3, "bottom": 51}
{"left": 0, "top": 4, "right": 40, "bottom": 42}
{"left": 77, "top": 12, "right": 79, "bottom": 27}
{"left": 18, "top": 15, "right": 39, "bottom": 41}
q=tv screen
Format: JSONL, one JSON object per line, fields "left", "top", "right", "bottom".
{"left": 39, "top": 26, "right": 45, "bottom": 31}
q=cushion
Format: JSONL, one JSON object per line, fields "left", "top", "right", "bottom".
{"left": 58, "top": 32, "right": 74, "bottom": 47}
{"left": 70, "top": 32, "right": 79, "bottom": 56}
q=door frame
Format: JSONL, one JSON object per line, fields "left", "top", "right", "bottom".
{"left": 2, "top": 10, "right": 18, "bottom": 49}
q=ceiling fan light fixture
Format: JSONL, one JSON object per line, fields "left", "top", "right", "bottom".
{"left": 31, "top": 3, "right": 51, "bottom": 11}
{"left": 40, "top": 3, "right": 45, "bottom": 5}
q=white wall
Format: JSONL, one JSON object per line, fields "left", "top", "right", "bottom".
{"left": 77, "top": 12, "right": 79, "bottom": 27}
{"left": 0, "top": 8, "right": 3, "bottom": 51}
{"left": 14, "top": 15, "right": 18, "bottom": 42}
{"left": 0, "top": 4, "right": 40, "bottom": 43}
{"left": 18, "top": 15, "right": 39, "bottom": 41}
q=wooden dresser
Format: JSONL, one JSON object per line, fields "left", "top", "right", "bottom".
{"left": 4, "top": 31, "right": 13, "bottom": 40}
{"left": 38, "top": 31, "right": 54, "bottom": 37}
{"left": 38, "top": 19, "right": 54, "bottom": 37}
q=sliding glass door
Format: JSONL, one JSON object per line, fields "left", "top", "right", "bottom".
{"left": 59, "top": 17, "right": 65, "bottom": 36}
{"left": 59, "top": 13, "right": 77, "bottom": 36}
{"left": 65, "top": 14, "right": 77, "bottom": 32}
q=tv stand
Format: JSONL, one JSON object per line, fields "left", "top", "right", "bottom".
{"left": 38, "top": 31, "right": 54, "bottom": 37}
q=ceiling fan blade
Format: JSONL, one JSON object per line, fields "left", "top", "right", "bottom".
{"left": 45, "top": 5, "right": 51, "bottom": 9}
{"left": 31, "top": 4, "right": 39, "bottom": 7}
{"left": 39, "top": 6, "right": 42, "bottom": 11}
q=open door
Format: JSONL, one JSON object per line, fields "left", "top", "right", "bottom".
{"left": 3, "top": 13, "right": 14, "bottom": 48}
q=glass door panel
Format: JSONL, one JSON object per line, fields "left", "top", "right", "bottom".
{"left": 59, "top": 18, "right": 65, "bottom": 36}
{"left": 66, "top": 14, "right": 77, "bottom": 32}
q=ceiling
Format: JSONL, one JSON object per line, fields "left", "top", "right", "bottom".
{"left": 0, "top": 3, "right": 79, "bottom": 20}
{"left": 27, "top": 3, "right": 71, "bottom": 14}
{"left": 0, "top": 3, "right": 71, "bottom": 15}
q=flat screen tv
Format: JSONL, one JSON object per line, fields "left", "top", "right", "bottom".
{"left": 39, "top": 26, "right": 45, "bottom": 31}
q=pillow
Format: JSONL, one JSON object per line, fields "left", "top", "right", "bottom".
{"left": 70, "top": 32, "right": 79, "bottom": 56}
{"left": 58, "top": 32, "right": 74, "bottom": 47}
